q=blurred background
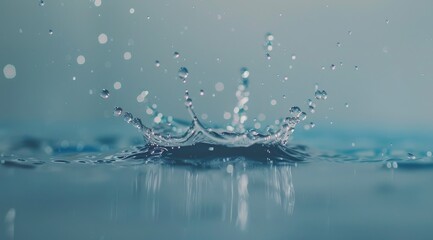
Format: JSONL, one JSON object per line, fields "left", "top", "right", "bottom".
{"left": 1, "top": 0, "right": 433, "bottom": 144}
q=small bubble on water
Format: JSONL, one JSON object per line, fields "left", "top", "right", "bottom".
{"left": 330, "top": 64, "right": 336, "bottom": 70}
{"left": 39, "top": 0, "right": 45, "bottom": 6}
{"left": 100, "top": 89, "right": 109, "bottom": 99}
{"left": 129, "top": 8, "right": 135, "bottom": 14}
{"left": 345, "top": 103, "right": 349, "bottom": 108}
{"left": 113, "top": 107, "right": 122, "bottom": 116}
{"left": 173, "top": 51, "right": 180, "bottom": 59}
{"left": 310, "top": 122, "right": 315, "bottom": 128}
{"left": 48, "top": 29, "right": 53, "bottom": 35}
{"left": 270, "top": 99, "right": 277, "bottom": 106}
{"left": 266, "top": 53, "right": 271, "bottom": 60}
{"left": 355, "top": 65, "right": 359, "bottom": 70}
{"left": 178, "top": 67, "right": 189, "bottom": 82}
{"left": 282, "top": 94, "right": 286, "bottom": 99}
{"left": 407, "top": 153, "right": 416, "bottom": 160}
{"left": 123, "top": 112, "right": 133, "bottom": 123}
{"left": 94, "top": 0, "right": 102, "bottom": 7}
{"left": 200, "top": 89, "right": 204, "bottom": 96}
{"left": 155, "top": 60, "right": 160, "bottom": 67}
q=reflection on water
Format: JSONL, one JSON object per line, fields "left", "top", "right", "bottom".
{"left": 136, "top": 163, "right": 295, "bottom": 230}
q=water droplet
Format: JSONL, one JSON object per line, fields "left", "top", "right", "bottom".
{"left": 113, "top": 107, "right": 122, "bottom": 116}
{"left": 129, "top": 8, "right": 135, "bottom": 14}
{"left": 348, "top": 30, "right": 352, "bottom": 36}
{"left": 39, "top": 0, "right": 45, "bottom": 6}
{"left": 289, "top": 106, "right": 301, "bottom": 116}
{"left": 3, "top": 64, "right": 16, "bottom": 79}
{"left": 215, "top": 82, "right": 224, "bottom": 92}
{"left": 76, "top": 55, "right": 85, "bottom": 65}
{"left": 330, "top": 64, "right": 336, "bottom": 70}
{"left": 200, "top": 89, "right": 204, "bottom": 96}
{"left": 94, "top": 0, "right": 102, "bottom": 7}
{"left": 336, "top": 42, "right": 341, "bottom": 47}
{"left": 155, "top": 60, "right": 160, "bottom": 67}
{"left": 266, "top": 33, "right": 274, "bottom": 41}
{"left": 310, "top": 122, "right": 315, "bottom": 128}
{"left": 345, "top": 103, "right": 349, "bottom": 108}
{"left": 427, "top": 151, "right": 432, "bottom": 157}
{"left": 72, "top": 76, "right": 76, "bottom": 81}
{"left": 385, "top": 19, "right": 389, "bottom": 24}
{"left": 283, "top": 76, "right": 288, "bottom": 81}
{"left": 241, "top": 68, "right": 250, "bottom": 78}
{"left": 355, "top": 66, "right": 359, "bottom": 70}
{"left": 173, "top": 51, "right": 180, "bottom": 59}
{"left": 392, "top": 161, "right": 398, "bottom": 168}
{"left": 270, "top": 99, "right": 277, "bottom": 105}
{"left": 113, "top": 81, "right": 121, "bottom": 90}
{"left": 407, "top": 153, "right": 416, "bottom": 160}
{"left": 266, "top": 53, "right": 271, "bottom": 60}
{"left": 98, "top": 33, "right": 108, "bottom": 44}
{"left": 315, "top": 90, "right": 328, "bottom": 100}
{"left": 291, "top": 55, "right": 296, "bottom": 60}
{"left": 146, "top": 16, "right": 151, "bottom": 20}
{"left": 123, "top": 112, "right": 133, "bottom": 123}
{"left": 123, "top": 51, "right": 132, "bottom": 60}
{"left": 299, "top": 112, "right": 307, "bottom": 121}
{"left": 100, "top": 89, "right": 109, "bottom": 99}
{"left": 178, "top": 67, "right": 189, "bottom": 82}
{"left": 48, "top": 29, "right": 53, "bottom": 35}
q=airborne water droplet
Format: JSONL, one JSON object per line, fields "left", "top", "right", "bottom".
{"left": 178, "top": 67, "right": 189, "bottom": 83}
{"left": 123, "top": 112, "right": 133, "bottom": 123}
{"left": 48, "top": 29, "right": 53, "bottom": 35}
{"left": 113, "top": 107, "right": 123, "bottom": 116}
{"left": 155, "top": 60, "right": 160, "bottom": 67}
{"left": 241, "top": 68, "right": 250, "bottom": 78}
{"left": 39, "top": 0, "right": 45, "bottom": 6}
{"left": 407, "top": 153, "right": 416, "bottom": 160}
{"left": 200, "top": 89, "right": 204, "bottom": 96}
{"left": 100, "top": 89, "right": 109, "bottom": 99}
{"left": 173, "top": 51, "right": 180, "bottom": 59}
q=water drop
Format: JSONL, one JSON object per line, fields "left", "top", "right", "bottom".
{"left": 123, "top": 51, "right": 132, "bottom": 60}
{"left": 407, "top": 153, "right": 416, "bottom": 160}
{"left": 173, "top": 51, "right": 180, "bottom": 59}
{"left": 77, "top": 55, "right": 85, "bottom": 65}
{"left": 345, "top": 103, "right": 349, "bottom": 108}
{"left": 155, "top": 60, "right": 160, "bottom": 67}
{"left": 48, "top": 29, "right": 53, "bottom": 35}
{"left": 178, "top": 67, "right": 189, "bottom": 82}
{"left": 336, "top": 42, "right": 341, "bottom": 47}
{"left": 392, "top": 161, "right": 398, "bottom": 168}
{"left": 310, "top": 122, "right": 315, "bottom": 128}
{"left": 123, "top": 112, "right": 133, "bottom": 123}
{"left": 113, "top": 107, "right": 122, "bottom": 116}
{"left": 299, "top": 112, "right": 307, "bottom": 121}
{"left": 266, "top": 33, "right": 274, "bottom": 41}
{"left": 129, "top": 8, "right": 135, "bottom": 14}
{"left": 215, "top": 82, "right": 224, "bottom": 92}
{"left": 72, "top": 76, "right": 76, "bottom": 81}
{"left": 283, "top": 76, "right": 288, "bottom": 81}
{"left": 348, "top": 30, "right": 352, "bottom": 36}
{"left": 291, "top": 55, "right": 296, "bottom": 60}
{"left": 330, "top": 64, "right": 336, "bottom": 70}
{"left": 39, "top": 0, "right": 45, "bottom": 6}
{"left": 266, "top": 53, "right": 271, "bottom": 60}
{"left": 427, "top": 151, "right": 432, "bottom": 157}
{"left": 289, "top": 106, "right": 301, "bottom": 116}
{"left": 98, "top": 33, "right": 108, "bottom": 44}
{"left": 355, "top": 66, "right": 359, "bottom": 70}
{"left": 3, "top": 64, "right": 16, "bottom": 79}
{"left": 113, "top": 81, "right": 121, "bottom": 90}
{"left": 270, "top": 99, "right": 277, "bottom": 106}
{"left": 241, "top": 68, "right": 250, "bottom": 78}
{"left": 100, "top": 89, "right": 109, "bottom": 99}
{"left": 200, "top": 89, "right": 204, "bottom": 96}
{"left": 385, "top": 19, "right": 389, "bottom": 24}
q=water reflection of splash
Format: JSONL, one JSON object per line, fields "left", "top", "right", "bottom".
{"left": 135, "top": 163, "right": 295, "bottom": 230}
